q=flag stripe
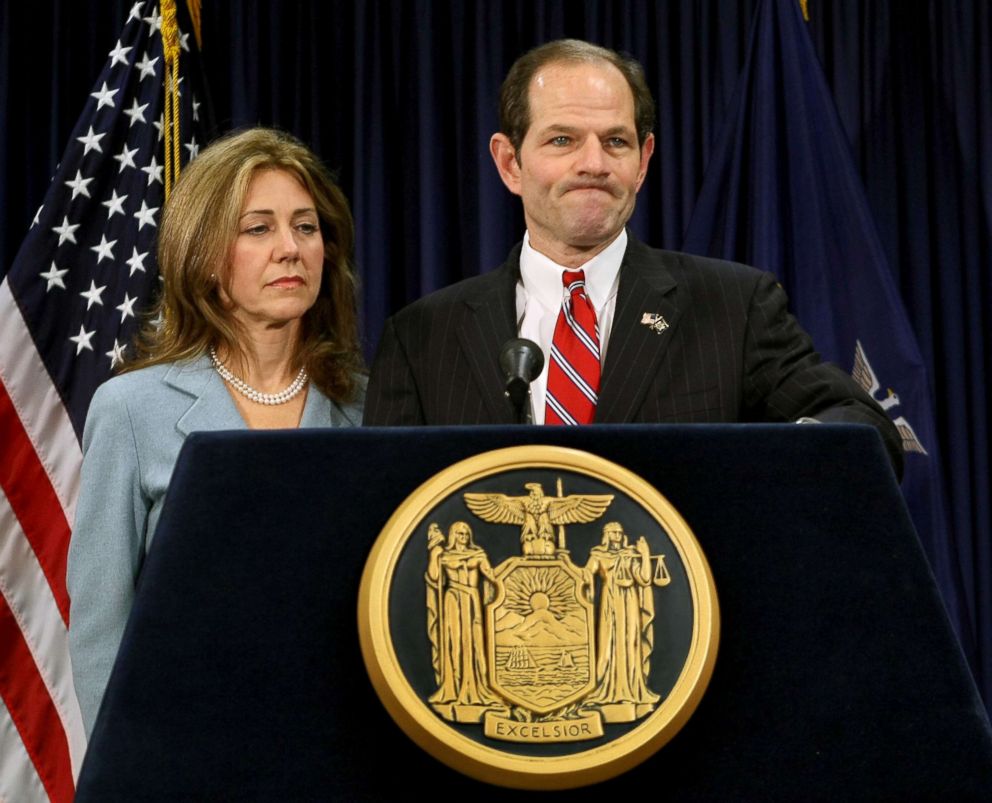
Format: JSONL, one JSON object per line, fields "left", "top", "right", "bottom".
{"left": 0, "top": 597, "right": 75, "bottom": 803}
{"left": 0, "top": 383, "right": 72, "bottom": 625}
{"left": 0, "top": 488, "right": 86, "bottom": 779}
{"left": 0, "top": 697, "right": 49, "bottom": 803}
{"left": 0, "top": 279, "right": 82, "bottom": 524}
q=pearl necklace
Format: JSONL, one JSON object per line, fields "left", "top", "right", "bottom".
{"left": 209, "top": 347, "right": 308, "bottom": 406}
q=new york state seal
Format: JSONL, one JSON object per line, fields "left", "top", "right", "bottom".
{"left": 358, "top": 446, "right": 719, "bottom": 789}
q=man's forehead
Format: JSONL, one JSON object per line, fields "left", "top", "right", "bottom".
{"left": 529, "top": 58, "right": 631, "bottom": 99}
{"left": 526, "top": 59, "right": 636, "bottom": 127}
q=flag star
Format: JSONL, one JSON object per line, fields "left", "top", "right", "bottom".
{"left": 76, "top": 126, "right": 106, "bottom": 155}
{"left": 116, "top": 293, "right": 139, "bottom": 321}
{"left": 191, "top": 97, "right": 201, "bottom": 122}
{"left": 102, "top": 189, "right": 128, "bottom": 218}
{"left": 133, "top": 200, "right": 159, "bottom": 229}
{"left": 108, "top": 39, "right": 133, "bottom": 67}
{"left": 136, "top": 51, "right": 159, "bottom": 81}
{"left": 126, "top": 246, "right": 149, "bottom": 276}
{"left": 40, "top": 261, "right": 69, "bottom": 291}
{"left": 123, "top": 98, "right": 149, "bottom": 127}
{"left": 31, "top": 204, "right": 43, "bottom": 228}
{"left": 90, "top": 235, "right": 117, "bottom": 264}
{"left": 152, "top": 115, "right": 165, "bottom": 141}
{"left": 79, "top": 280, "right": 107, "bottom": 310}
{"left": 114, "top": 144, "right": 138, "bottom": 173}
{"left": 65, "top": 169, "right": 94, "bottom": 200}
{"left": 90, "top": 81, "right": 119, "bottom": 110}
{"left": 127, "top": 1, "right": 144, "bottom": 23}
{"left": 70, "top": 325, "right": 96, "bottom": 355}
{"left": 106, "top": 339, "right": 127, "bottom": 368}
{"left": 143, "top": 8, "right": 162, "bottom": 34}
{"left": 142, "top": 155, "right": 164, "bottom": 186}
{"left": 52, "top": 215, "right": 80, "bottom": 245}
{"left": 184, "top": 135, "right": 200, "bottom": 160}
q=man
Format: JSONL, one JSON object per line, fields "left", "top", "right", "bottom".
{"left": 363, "top": 39, "right": 902, "bottom": 472}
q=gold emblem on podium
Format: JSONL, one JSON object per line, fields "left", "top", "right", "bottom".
{"left": 358, "top": 447, "right": 719, "bottom": 789}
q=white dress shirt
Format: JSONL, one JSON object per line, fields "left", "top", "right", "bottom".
{"left": 515, "top": 229, "right": 626, "bottom": 423}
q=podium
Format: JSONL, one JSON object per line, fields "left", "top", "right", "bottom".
{"left": 75, "top": 425, "right": 992, "bottom": 800}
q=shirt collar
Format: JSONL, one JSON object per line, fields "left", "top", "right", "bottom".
{"left": 520, "top": 229, "right": 627, "bottom": 313}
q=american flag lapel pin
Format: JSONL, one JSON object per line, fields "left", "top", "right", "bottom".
{"left": 640, "top": 313, "right": 670, "bottom": 334}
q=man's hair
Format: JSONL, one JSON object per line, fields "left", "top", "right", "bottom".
{"left": 126, "top": 127, "right": 363, "bottom": 402}
{"left": 498, "top": 39, "right": 656, "bottom": 154}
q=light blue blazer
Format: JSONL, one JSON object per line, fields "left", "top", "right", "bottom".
{"left": 67, "top": 354, "right": 363, "bottom": 735}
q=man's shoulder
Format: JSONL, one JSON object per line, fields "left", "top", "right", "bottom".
{"left": 625, "top": 239, "right": 767, "bottom": 287}
{"left": 389, "top": 257, "right": 517, "bottom": 325}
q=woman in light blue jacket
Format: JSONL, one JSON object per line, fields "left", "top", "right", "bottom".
{"left": 67, "top": 128, "right": 365, "bottom": 735}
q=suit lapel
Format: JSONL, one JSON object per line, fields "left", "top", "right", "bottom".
{"left": 597, "top": 238, "right": 686, "bottom": 423}
{"left": 167, "top": 355, "right": 245, "bottom": 437}
{"left": 455, "top": 251, "right": 521, "bottom": 424}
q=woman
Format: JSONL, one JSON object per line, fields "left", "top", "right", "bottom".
{"left": 67, "top": 127, "right": 364, "bottom": 735}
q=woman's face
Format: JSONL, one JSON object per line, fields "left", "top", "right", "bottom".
{"left": 221, "top": 168, "right": 324, "bottom": 332}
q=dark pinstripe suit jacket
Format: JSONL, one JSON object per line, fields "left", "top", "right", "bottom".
{"left": 364, "top": 236, "right": 902, "bottom": 471}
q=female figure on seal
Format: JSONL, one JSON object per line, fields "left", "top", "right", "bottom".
{"left": 426, "top": 522, "right": 499, "bottom": 709}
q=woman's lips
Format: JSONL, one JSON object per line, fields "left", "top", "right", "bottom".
{"left": 267, "top": 276, "right": 305, "bottom": 288}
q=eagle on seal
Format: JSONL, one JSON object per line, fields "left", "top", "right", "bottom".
{"left": 463, "top": 482, "right": 613, "bottom": 556}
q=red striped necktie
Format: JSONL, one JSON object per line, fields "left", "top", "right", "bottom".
{"left": 545, "top": 269, "right": 601, "bottom": 425}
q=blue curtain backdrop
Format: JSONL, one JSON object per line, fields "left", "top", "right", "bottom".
{"left": 2, "top": 1, "right": 988, "bottom": 712}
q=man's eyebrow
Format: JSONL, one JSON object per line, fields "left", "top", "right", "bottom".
{"left": 535, "top": 124, "right": 582, "bottom": 137}
{"left": 534, "top": 124, "right": 636, "bottom": 138}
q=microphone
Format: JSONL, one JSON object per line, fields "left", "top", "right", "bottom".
{"left": 499, "top": 338, "right": 544, "bottom": 423}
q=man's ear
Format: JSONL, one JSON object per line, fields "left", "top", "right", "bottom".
{"left": 635, "top": 132, "right": 655, "bottom": 192}
{"left": 490, "top": 133, "right": 522, "bottom": 196}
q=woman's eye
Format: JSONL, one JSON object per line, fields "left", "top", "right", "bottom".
{"left": 296, "top": 222, "right": 319, "bottom": 235}
{"left": 244, "top": 224, "right": 269, "bottom": 236}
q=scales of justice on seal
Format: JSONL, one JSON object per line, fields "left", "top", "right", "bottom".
{"left": 359, "top": 446, "right": 720, "bottom": 790}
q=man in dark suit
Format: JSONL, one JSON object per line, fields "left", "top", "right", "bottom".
{"left": 364, "top": 39, "right": 902, "bottom": 472}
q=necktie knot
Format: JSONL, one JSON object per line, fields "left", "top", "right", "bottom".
{"left": 562, "top": 269, "right": 587, "bottom": 299}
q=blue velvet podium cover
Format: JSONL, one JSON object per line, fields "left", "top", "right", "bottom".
{"left": 74, "top": 425, "right": 992, "bottom": 800}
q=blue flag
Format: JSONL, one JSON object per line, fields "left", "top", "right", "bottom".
{"left": 683, "top": 0, "right": 970, "bottom": 656}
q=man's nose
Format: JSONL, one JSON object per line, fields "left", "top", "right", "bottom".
{"left": 575, "top": 136, "right": 608, "bottom": 174}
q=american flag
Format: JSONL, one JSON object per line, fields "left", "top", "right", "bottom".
{"left": 0, "top": 3, "right": 206, "bottom": 799}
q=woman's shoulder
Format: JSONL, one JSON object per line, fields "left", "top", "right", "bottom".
{"left": 87, "top": 357, "right": 211, "bottom": 420}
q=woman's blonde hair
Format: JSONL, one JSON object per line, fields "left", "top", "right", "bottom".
{"left": 127, "top": 127, "right": 362, "bottom": 401}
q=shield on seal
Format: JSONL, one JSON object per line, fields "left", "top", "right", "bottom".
{"left": 487, "top": 555, "right": 596, "bottom": 714}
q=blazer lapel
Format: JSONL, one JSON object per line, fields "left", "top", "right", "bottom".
{"left": 167, "top": 355, "right": 245, "bottom": 437}
{"left": 455, "top": 250, "right": 521, "bottom": 424}
{"left": 596, "top": 238, "right": 686, "bottom": 423}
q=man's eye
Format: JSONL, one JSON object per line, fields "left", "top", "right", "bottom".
{"left": 605, "top": 137, "right": 629, "bottom": 148}
{"left": 550, "top": 136, "right": 571, "bottom": 146}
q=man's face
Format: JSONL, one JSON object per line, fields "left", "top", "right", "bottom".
{"left": 491, "top": 60, "right": 654, "bottom": 266}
